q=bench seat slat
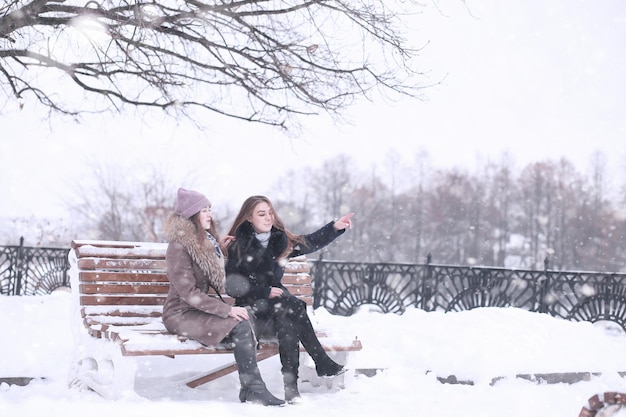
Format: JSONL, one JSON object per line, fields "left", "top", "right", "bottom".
{"left": 119, "top": 341, "right": 364, "bottom": 357}
{"left": 82, "top": 305, "right": 162, "bottom": 315}
{"left": 90, "top": 322, "right": 363, "bottom": 357}
{"left": 119, "top": 337, "right": 363, "bottom": 357}
{"left": 85, "top": 318, "right": 160, "bottom": 328}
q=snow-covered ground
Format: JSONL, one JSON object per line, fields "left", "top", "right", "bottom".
{"left": 3, "top": 292, "right": 626, "bottom": 416}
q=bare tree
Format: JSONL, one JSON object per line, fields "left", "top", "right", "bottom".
{"left": 405, "top": 149, "right": 431, "bottom": 263}
{"left": 306, "top": 154, "right": 359, "bottom": 259}
{"left": 424, "top": 168, "right": 478, "bottom": 265}
{"left": 380, "top": 150, "right": 402, "bottom": 262}
{"left": 349, "top": 172, "right": 388, "bottom": 262}
{"left": 0, "top": 0, "right": 427, "bottom": 130}
{"left": 568, "top": 154, "right": 621, "bottom": 272}
{"left": 516, "top": 161, "right": 556, "bottom": 269}
{"left": 67, "top": 161, "right": 195, "bottom": 241}
{"left": 484, "top": 155, "right": 516, "bottom": 267}
{"left": 271, "top": 166, "right": 316, "bottom": 234}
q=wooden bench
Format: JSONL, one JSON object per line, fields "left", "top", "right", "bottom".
{"left": 68, "top": 239, "right": 362, "bottom": 399}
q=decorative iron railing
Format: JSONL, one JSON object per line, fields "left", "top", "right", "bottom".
{"left": 310, "top": 256, "right": 626, "bottom": 331}
{"left": 0, "top": 238, "right": 70, "bottom": 296}
{"left": 3, "top": 240, "right": 626, "bottom": 331}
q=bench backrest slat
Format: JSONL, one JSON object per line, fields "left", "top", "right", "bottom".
{"left": 80, "top": 295, "right": 167, "bottom": 306}
{"left": 80, "top": 271, "right": 170, "bottom": 283}
{"left": 286, "top": 286, "right": 313, "bottom": 296}
{"left": 72, "top": 240, "right": 313, "bottom": 321}
{"left": 281, "top": 274, "right": 311, "bottom": 284}
{"left": 77, "top": 258, "right": 167, "bottom": 271}
{"left": 80, "top": 283, "right": 170, "bottom": 295}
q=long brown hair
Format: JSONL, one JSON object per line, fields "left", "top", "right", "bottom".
{"left": 228, "top": 195, "right": 305, "bottom": 257}
{"left": 190, "top": 211, "right": 219, "bottom": 245}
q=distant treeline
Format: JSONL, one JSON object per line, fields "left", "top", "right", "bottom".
{"left": 268, "top": 152, "right": 625, "bottom": 272}
{"left": 2, "top": 151, "right": 624, "bottom": 272}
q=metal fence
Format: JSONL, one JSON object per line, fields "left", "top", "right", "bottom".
{"left": 310, "top": 255, "right": 626, "bottom": 330}
{"left": 3, "top": 240, "right": 626, "bottom": 331}
{"left": 0, "top": 238, "right": 70, "bottom": 295}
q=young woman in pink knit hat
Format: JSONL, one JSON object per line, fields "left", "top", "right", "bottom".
{"left": 161, "top": 188, "right": 283, "bottom": 406}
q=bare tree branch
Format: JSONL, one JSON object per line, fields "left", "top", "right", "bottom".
{"left": 0, "top": 0, "right": 430, "bottom": 130}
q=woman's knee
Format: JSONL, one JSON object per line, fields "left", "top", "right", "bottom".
{"left": 231, "top": 320, "right": 254, "bottom": 341}
{"left": 276, "top": 295, "right": 306, "bottom": 312}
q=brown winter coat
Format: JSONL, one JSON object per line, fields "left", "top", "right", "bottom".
{"left": 162, "top": 213, "right": 237, "bottom": 346}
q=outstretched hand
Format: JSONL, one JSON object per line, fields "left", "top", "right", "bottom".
{"left": 333, "top": 213, "right": 355, "bottom": 231}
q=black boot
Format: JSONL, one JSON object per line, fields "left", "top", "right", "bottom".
{"left": 284, "top": 297, "right": 346, "bottom": 377}
{"left": 239, "top": 386, "right": 247, "bottom": 403}
{"left": 284, "top": 383, "right": 301, "bottom": 403}
{"left": 272, "top": 298, "right": 302, "bottom": 402}
{"left": 240, "top": 377, "right": 285, "bottom": 406}
{"left": 230, "top": 321, "right": 285, "bottom": 406}
{"left": 283, "top": 370, "right": 301, "bottom": 403}
{"left": 315, "top": 357, "right": 345, "bottom": 377}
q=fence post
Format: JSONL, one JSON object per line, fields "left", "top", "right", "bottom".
{"left": 312, "top": 251, "right": 324, "bottom": 309}
{"left": 14, "top": 236, "right": 25, "bottom": 296}
{"left": 537, "top": 256, "right": 551, "bottom": 313}
{"left": 420, "top": 252, "right": 433, "bottom": 311}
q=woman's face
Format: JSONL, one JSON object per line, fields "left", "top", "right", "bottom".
{"left": 198, "top": 206, "right": 213, "bottom": 230}
{"left": 249, "top": 201, "right": 274, "bottom": 233}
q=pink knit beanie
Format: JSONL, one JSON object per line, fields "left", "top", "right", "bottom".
{"left": 175, "top": 188, "right": 211, "bottom": 219}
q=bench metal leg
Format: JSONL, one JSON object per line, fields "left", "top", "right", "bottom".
{"left": 68, "top": 338, "right": 138, "bottom": 400}
{"left": 186, "top": 350, "right": 278, "bottom": 388}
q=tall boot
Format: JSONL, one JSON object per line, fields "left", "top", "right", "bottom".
{"left": 287, "top": 297, "right": 345, "bottom": 377}
{"left": 238, "top": 370, "right": 284, "bottom": 406}
{"left": 230, "top": 321, "right": 284, "bottom": 406}
{"left": 274, "top": 306, "right": 303, "bottom": 403}
{"left": 283, "top": 369, "right": 301, "bottom": 403}
{"left": 274, "top": 297, "right": 301, "bottom": 404}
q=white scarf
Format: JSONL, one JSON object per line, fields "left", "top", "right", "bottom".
{"left": 254, "top": 231, "right": 271, "bottom": 248}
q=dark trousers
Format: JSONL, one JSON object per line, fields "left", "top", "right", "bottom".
{"left": 269, "top": 294, "right": 332, "bottom": 384}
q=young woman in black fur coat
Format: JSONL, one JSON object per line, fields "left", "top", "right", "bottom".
{"left": 225, "top": 195, "right": 354, "bottom": 403}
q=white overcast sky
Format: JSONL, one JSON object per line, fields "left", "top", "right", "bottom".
{"left": 2, "top": 0, "right": 626, "bottom": 219}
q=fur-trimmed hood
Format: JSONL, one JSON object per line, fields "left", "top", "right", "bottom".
{"left": 163, "top": 212, "right": 225, "bottom": 293}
